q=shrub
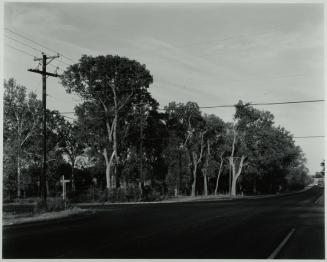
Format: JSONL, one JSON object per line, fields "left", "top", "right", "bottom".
{"left": 34, "top": 197, "right": 69, "bottom": 213}
{"left": 104, "top": 187, "right": 142, "bottom": 203}
{"left": 125, "top": 186, "right": 142, "bottom": 202}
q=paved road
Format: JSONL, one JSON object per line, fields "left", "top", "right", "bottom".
{"left": 2, "top": 186, "right": 324, "bottom": 259}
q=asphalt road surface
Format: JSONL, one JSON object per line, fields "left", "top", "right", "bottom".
{"left": 3, "top": 186, "right": 324, "bottom": 259}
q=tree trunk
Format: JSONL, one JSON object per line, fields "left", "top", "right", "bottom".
{"left": 191, "top": 151, "right": 198, "bottom": 197}
{"left": 230, "top": 156, "right": 246, "bottom": 197}
{"left": 191, "top": 165, "right": 197, "bottom": 197}
{"left": 71, "top": 158, "right": 75, "bottom": 192}
{"left": 190, "top": 150, "right": 199, "bottom": 197}
{"left": 203, "top": 140, "right": 210, "bottom": 197}
{"left": 203, "top": 173, "right": 208, "bottom": 196}
{"left": 46, "top": 180, "right": 49, "bottom": 197}
{"left": 115, "top": 164, "right": 121, "bottom": 188}
{"left": 103, "top": 148, "right": 114, "bottom": 189}
{"left": 231, "top": 178, "right": 237, "bottom": 196}
{"left": 214, "top": 159, "right": 224, "bottom": 195}
{"left": 17, "top": 154, "right": 21, "bottom": 199}
{"left": 113, "top": 114, "right": 118, "bottom": 189}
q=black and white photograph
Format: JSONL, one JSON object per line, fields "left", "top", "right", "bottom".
{"left": 1, "top": 1, "right": 325, "bottom": 259}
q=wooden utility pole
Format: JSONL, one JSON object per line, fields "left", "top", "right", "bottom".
{"left": 28, "top": 53, "right": 59, "bottom": 208}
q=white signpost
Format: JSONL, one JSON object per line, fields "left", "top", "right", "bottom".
{"left": 60, "top": 175, "right": 70, "bottom": 209}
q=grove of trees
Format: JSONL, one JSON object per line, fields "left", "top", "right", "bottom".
{"left": 3, "top": 54, "right": 313, "bottom": 203}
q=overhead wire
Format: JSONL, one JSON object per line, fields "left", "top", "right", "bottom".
{"left": 58, "top": 98, "right": 325, "bottom": 115}
{"left": 199, "top": 99, "right": 325, "bottom": 109}
{"left": 5, "top": 43, "right": 37, "bottom": 58}
{"left": 5, "top": 28, "right": 324, "bottom": 139}
{"left": 177, "top": 27, "right": 277, "bottom": 48}
{"left": 5, "top": 30, "right": 72, "bottom": 71}
{"left": 5, "top": 34, "right": 43, "bottom": 53}
{"left": 5, "top": 43, "right": 323, "bottom": 116}
{"left": 293, "top": 136, "right": 324, "bottom": 139}
{"left": 5, "top": 38, "right": 64, "bottom": 73}
{"left": 5, "top": 27, "right": 76, "bottom": 63}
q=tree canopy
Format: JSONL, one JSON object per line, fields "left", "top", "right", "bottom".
{"left": 3, "top": 55, "right": 313, "bottom": 202}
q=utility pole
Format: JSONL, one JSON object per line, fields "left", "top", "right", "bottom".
{"left": 28, "top": 53, "right": 60, "bottom": 209}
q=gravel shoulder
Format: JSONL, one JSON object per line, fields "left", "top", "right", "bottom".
{"left": 3, "top": 207, "right": 93, "bottom": 226}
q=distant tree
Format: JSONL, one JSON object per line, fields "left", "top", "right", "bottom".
{"left": 320, "top": 160, "right": 325, "bottom": 176}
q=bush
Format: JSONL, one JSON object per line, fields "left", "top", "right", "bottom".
{"left": 107, "top": 187, "right": 142, "bottom": 203}
{"left": 34, "top": 197, "right": 69, "bottom": 213}
{"left": 105, "top": 186, "right": 163, "bottom": 202}
{"left": 66, "top": 186, "right": 162, "bottom": 203}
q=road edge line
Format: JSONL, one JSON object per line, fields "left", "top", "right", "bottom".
{"left": 267, "top": 228, "right": 296, "bottom": 259}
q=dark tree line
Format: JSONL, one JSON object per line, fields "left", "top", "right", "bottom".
{"left": 3, "top": 55, "right": 313, "bottom": 202}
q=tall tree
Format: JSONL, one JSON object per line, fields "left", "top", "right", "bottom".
{"left": 61, "top": 55, "right": 153, "bottom": 190}
{"left": 26, "top": 109, "right": 68, "bottom": 195}
{"left": 228, "top": 101, "right": 275, "bottom": 196}
{"left": 228, "top": 123, "right": 247, "bottom": 197}
{"left": 164, "top": 102, "right": 206, "bottom": 196}
{"left": 3, "top": 78, "right": 42, "bottom": 198}
{"left": 58, "top": 121, "right": 85, "bottom": 192}
{"left": 201, "top": 114, "right": 225, "bottom": 196}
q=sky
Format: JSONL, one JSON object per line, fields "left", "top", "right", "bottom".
{"left": 3, "top": 2, "right": 325, "bottom": 174}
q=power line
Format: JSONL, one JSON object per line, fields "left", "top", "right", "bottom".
{"left": 59, "top": 98, "right": 325, "bottom": 114}
{"left": 5, "top": 42, "right": 62, "bottom": 73}
{"left": 172, "top": 24, "right": 287, "bottom": 49}
{"left": 199, "top": 99, "right": 325, "bottom": 109}
{"left": 293, "top": 136, "right": 324, "bottom": 139}
{"left": 57, "top": 59, "right": 71, "bottom": 67}
{"left": 5, "top": 43, "right": 37, "bottom": 58}
{"left": 5, "top": 27, "right": 76, "bottom": 63}
{"left": 5, "top": 34, "right": 43, "bottom": 53}
{"left": 6, "top": 31, "right": 72, "bottom": 69}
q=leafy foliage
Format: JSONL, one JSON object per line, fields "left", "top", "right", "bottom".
{"left": 3, "top": 60, "right": 313, "bottom": 201}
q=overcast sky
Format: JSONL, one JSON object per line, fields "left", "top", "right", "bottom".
{"left": 3, "top": 3, "right": 324, "bottom": 174}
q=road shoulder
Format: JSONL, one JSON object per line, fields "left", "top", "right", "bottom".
{"left": 3, "top": 207, "right": 94, "bottom": 226}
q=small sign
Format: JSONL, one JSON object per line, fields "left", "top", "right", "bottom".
{"left": 60, "top": 175, "right": 70, "bottom": 201}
